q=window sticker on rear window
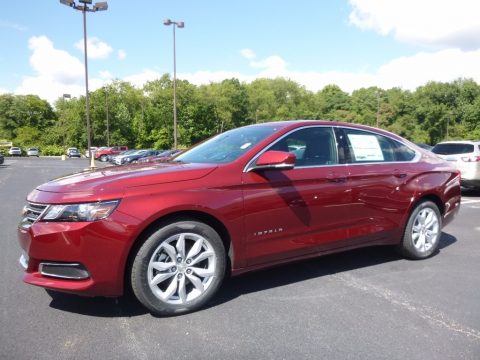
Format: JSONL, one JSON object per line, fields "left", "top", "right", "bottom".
{"left": 348, "top": 134, "right": 384, "bottom": 161}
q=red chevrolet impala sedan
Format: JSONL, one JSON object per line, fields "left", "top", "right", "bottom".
{"left": 18, "top": 121, "right": 461, "bottom": 315}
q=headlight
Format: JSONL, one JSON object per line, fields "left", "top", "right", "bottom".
{"left": 41, "top": 200, "right": 120, "bottom": 222}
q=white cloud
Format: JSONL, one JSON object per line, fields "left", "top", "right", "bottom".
{"left": 0, "top": 87, "right": 10, "bottom": 95}
{"left": 75, "top": 37, "right": 113, "bottom": 59}
{"left": 15, "top": 36, "right": 108, "bottom": 103}
{"left": 124, "top": 69, "right": 163, "bottom": 88}
{"left": 349, "top": 0, "right": 480, "bottom": 49}
{"left": 179, "top": 48, "right": 480, "bottom": 93}
{"left": 118, "top": 49, "right": 127, "bottom": 60}
{"left": 179, "top": 70, "right": 253, "bottom": 85}
{"left": 0, "top": 20, "right": 27, "bottom": 32}
{"left": 240, "top": 48, "right": 256, "bottom": 60}
{"left": 99, "top": 70, "right": 113, "bottom": 80}
{"left": 15, "top": 37, "right": 480, "bottom": 104}
{"left": 376, "top": 48, "right": 480, "bottom": 89}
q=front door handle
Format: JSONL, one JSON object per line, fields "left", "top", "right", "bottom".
{"left": 393, "top": 170, "right": 407, "bottom": 178}
{"left": 326, "top": 173, "right": 347, "bottom": 183}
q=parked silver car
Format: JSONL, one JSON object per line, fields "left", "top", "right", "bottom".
{"left": 8, "top": 147, "right": 22, "bottom": 156}
{"left": 27, "top": 148, "right": 39, "bottom": 157}
{"left": 432, "top": 140, "right": 480, "bottom": 189}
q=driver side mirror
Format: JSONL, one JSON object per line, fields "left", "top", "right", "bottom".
{"left": 248, "top": 150, "right": 296, "bottom": 172}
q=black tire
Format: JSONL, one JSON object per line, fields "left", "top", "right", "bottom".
{"left": 100, "top": 154, "right": 108, "bottom": 162}
{"left": 130, "top": 220, "right": 226, "bottom": 316}
{"left": 397, "top": 200, "right": 442, "bottom": 259}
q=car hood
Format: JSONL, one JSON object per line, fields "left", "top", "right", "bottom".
{"left": 28, "top": 162, "right": 217, "bottom": 203}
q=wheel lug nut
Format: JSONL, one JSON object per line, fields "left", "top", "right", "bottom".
{"left": 186, "top": 259, "right": 191, "bottom": 264}
{"left": 186, "top": 269, "right": 192, "bottom": 274}
{"left": 177, "top": 257, "right": 182, "bottom": 263}
{"left": 177, "top": 273, "right": 183, "bottom": 279}
{"left": 171, "top": 267, "right": 177, "bottom": 272}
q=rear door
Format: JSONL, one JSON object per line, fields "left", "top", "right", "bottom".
{"left": 339, "top": 127, "right": 419, "bottom": 243}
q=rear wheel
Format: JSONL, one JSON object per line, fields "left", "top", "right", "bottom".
{"left": 397, "top": 200, "right": 442, "bottom": 259}
{"left": 131, "top": 220, "right": 226, "bottom": 316}
{"left": 100, "top": 154, "right": 108, "bottom": 162}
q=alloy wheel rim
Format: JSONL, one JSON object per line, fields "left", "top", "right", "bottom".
{"left": 411, "top": 208, "right": 439, "bottom": 253}
{"left": 147, "top": 233, "right": 216, "bottom": 305}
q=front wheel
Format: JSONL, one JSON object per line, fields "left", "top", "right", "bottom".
{"left": 397, "top": 200, "right": 442, "bottom": 259}
{"left": 100, "top": 154, "right": 108, "bottom": 162}
{"left": 130, "top": 220, "right": 226, "bottom": 316}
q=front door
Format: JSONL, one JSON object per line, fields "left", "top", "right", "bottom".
{"left": 242, "top": 126, "right": 352, "bottom": 266}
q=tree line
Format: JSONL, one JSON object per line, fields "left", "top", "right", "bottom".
{"left": 1, "top": 75, "right": 480, "bottom": 154}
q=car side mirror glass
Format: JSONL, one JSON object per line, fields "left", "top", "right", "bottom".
{"left": 249, "top": 150, "right": 296, "bottom": 172}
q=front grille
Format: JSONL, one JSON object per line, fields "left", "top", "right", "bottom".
{"left": 21, "top": 202, "right": 48, "bottom": 228}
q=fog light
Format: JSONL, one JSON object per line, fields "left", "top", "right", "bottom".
{"left": 39, "top": 262, "right": 90, "bottom": 280}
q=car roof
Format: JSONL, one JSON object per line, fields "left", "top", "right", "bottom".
{"left": 248, "top": 120, "right": 408, "bottom": 143}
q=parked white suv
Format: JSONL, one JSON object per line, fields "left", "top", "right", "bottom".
{"left": 432, "top": 140, "right": 480, "bottom": 189}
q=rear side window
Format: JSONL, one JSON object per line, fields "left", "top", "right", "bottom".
{"left": 432, "top": 143, "right": 474, "bottom": 155}
{"left": 342, "top": 128, "right": 415, "bottom": 163}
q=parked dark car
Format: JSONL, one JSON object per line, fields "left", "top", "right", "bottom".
{"left": 18, "top": 121, "right": 461, "bottom": 316}
{"left": 66, "top": 147, "right": 81, "bottom": 158}
{"left": 136, "top": 149, "right": 182, "bottom": 164}
{"left": 114, "top": 149, "right": 161, "bottom": 165}
{"left": 0, "top": 153, "right": 4, "bottom": 164}
{"left": 416, "top": 143, "right": 433, "bottom": 151}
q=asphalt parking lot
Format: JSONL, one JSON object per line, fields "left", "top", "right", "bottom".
{"left": 1, "top": 157, "right": 479, "bottom": 360}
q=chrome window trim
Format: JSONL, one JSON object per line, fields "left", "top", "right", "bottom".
{"left": 243, "top": 124, "right": 421, "bottom": 173}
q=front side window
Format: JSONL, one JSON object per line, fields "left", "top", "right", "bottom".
{"left": 267, "top": 127, "right": 338, "bottom": 166}
{"left": 343, "top": 128, "right": 415, "bottom": 163}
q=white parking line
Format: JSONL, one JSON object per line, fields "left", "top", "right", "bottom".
{"left": 334, "top": 273, "right": 480, "bottom": 340}
{"left": 461, "top": 198, "right": 480, "bottom": 205}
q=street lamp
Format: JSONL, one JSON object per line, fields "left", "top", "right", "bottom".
{"left": 104, "top": 87, "right": 110, "bottom": 146}
{"left": 59, "top": 0, "right": 108, "bottom": 169}
{"left": 163, "top": 18, "right": 184, "bottom": 150}
{"left": 61, "top": 94, "right": 71, "bottom": 151}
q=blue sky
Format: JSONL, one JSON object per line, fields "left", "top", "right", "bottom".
{"left": 1, "top": 0, "right": 480, "bottom": 103}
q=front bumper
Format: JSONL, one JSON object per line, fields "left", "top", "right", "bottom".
{"left": 17, "top": 211, "right": 140, "bottom": 297}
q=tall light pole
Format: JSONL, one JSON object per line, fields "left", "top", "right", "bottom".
{"left": 62, "top": 93, "right": 71, "bottom": 151}
{"left": 104, "top": 87, "right": 110, "bottom": 146}
{"left": 163, "top": 18, "right": 184, "bottom": 150}
{"left": 60, "top": 0, "right": 108, "bottom": 168}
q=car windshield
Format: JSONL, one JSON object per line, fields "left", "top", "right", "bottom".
{"left": 175, "top": 125, "right": 279, "bottom": 164}
{"left": 432, "top": 143, "right": 474, "bottom": 155}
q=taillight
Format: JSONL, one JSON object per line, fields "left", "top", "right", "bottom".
{"left": 460, "top": 155, "right": 480, "bottom": 162}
